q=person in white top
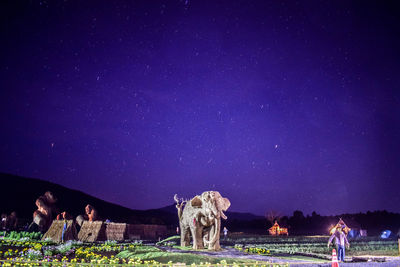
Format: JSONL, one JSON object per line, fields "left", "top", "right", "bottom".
{"left": 223, "top": 226, "right": 228, "bottom": 239}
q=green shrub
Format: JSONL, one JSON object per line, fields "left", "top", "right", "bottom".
{"left": 156, "top": 235, "right": 180, "bottom": 246}
{"left": 2, "top": 231, "right": 43, "bottom": 240}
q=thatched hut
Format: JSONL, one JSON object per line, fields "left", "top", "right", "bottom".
{"left": 42, "top": 220, "right": 77, "bottom": 243}
{"left": 77, "top": 221, "right": 106, "bottom": 242}
{"left": 105, "top": 222, "right": 128, "bottom": 241}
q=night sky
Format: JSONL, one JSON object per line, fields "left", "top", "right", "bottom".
{"left": 1, "top": 0, "right": 399, "bottom": 216}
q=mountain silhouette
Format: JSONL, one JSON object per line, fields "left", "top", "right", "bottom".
{"left": 0, "top": 172, "right": 261, "bottom": 228}
{"left": 0, "top": 172, "right": 177, "bottom": 225}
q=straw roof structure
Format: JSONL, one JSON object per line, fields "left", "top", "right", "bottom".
{"left": 105, "top": 222, "right": 128, "bottom": 241}
{"left": 77, "top": 221, "right": 106, "bottom": 242}
{"left": 42, "top": 220, "right": 77, "bottom": 243}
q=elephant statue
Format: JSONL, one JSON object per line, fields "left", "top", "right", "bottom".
{"left": 174, "top": 191, "right": 230, "bottom": 250}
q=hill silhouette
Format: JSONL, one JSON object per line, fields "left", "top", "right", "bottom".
{"left": 0, "top": 173, "right": 265, "bottom": 226}
{"left": 0, "top": 172, "right": 177, "bottom": 225}
{"left": 0, "top": 172, "right": 262, "bottom": 228}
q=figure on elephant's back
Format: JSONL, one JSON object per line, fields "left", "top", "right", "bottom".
{"left": 174, "top": 191, "right": 230, "bottom": 250}
{"left": 75, "top": 204, "right": 99, "bottom": 229}
{"left": 30, "top": 191, "right": 58, "bottom": 232}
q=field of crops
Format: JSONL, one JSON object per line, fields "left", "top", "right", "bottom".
{"left": 227, "top": 234, "right": 399, "bottom": 259}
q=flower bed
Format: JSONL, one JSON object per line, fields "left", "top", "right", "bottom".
{"left": 1, "top": 235, "right": 266, "bottom": 266}
{"left": 0, "top": 236, "right": 149, "bottom": 265}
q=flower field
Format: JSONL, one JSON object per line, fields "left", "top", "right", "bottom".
{"left": 0, "top": 232, "right": 281, "bottom": 266}
{"left": 0, "top": 237, "right": 147, "bottom": 266}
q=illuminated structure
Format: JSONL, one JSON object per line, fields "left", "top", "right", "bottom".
{"left": 268, "top": 221, "right": 288, "bottom": 236}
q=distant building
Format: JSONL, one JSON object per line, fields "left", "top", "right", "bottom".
{"left": 268, "top": 221, "right": 288, "bottom": 236}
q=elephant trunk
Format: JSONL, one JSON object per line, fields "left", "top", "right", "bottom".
{"left": 205, "top": 217, "right": 220, "bottom": 248}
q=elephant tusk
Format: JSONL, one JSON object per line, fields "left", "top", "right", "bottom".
{"left": 220, "top": 210, "right": 227, "bottom": 220}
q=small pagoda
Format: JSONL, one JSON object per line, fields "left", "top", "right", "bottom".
{"left": 268, "top": 221, "right": 288, "bottom": 236}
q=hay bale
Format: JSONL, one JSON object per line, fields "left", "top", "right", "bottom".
{"left": 77, "top": 221, "right": 105, "bottom": 242}
{"left": 105, "top": 223, "right": 128, "bottom": 241}
{"left": 42, "top": 220, "right": 77, "bottom": 243}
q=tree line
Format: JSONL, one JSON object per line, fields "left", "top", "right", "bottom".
{"left": 224, "top": 210, "right": 400, "bottom": 236}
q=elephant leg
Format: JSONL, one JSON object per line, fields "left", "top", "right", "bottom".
{"left": 190, "top": 226, "right": 198, "bottom": 249}
{"left": 189, "top": 226, "right": 196, "bottom": 249}
{"left": 184, "top": 229, "right": 190, "bottom": 247}
{"left": 195, "top": 226, "right": 204, "bottom": 249}
{"left": 190, "top": 224, "right": 204, "bottom": 249}
{"left": 212, "top": 234, "right": 221, "bottom": 250}
{"left": 203, "top": 227, "right": 210, "bottom": 246}
{"left": 181, "top": 226, "right": 190, "bottom": 247}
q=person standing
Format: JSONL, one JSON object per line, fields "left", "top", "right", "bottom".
{"left": 328, "top": 226, "right": 350, "bottom": 262}
{"left": 223, "top": 226, "right": 228, "bottom": 240}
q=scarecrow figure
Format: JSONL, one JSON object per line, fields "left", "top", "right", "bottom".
{"left": 328, "top": 225, "right": 350, "bottom": 262}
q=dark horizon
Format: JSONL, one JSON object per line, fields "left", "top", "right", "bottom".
{"left": 1, "top": 0, "right": 399, "bottom": 217}
{"left": 2, "top": 171, "right": 400, "bottom": 219}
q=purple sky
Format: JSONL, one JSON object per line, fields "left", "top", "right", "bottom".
{"left": 1, "top": 0, "right": 399, "bottom": 216}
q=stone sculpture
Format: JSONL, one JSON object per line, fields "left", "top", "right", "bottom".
{"left": 32, "top": 191, "right": 58, "bottom": 232}
{"left": 1, "top": 214, "right": 7, "bottom": 230}
{"left": 7, "top": 212, "right": 18, "bottom": 230}
{"left": 174, "top": 191, "right": 230, "bottom": 250}
{"left": 56, "top": 211, "right": 72, "bottom": 220}
{"left": 0, "top": 212, "right": 17, "bottom": 230}
{"left": 76, "top": 204, "right": 98, "bottom": 227}
{"left": 85, "top": 204, "right": 98, "bottom": 221}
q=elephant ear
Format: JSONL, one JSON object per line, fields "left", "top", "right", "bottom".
{"left": 221, "top": 197, "right": 231, "bottom": 211}
{"left": 214, "top": 193, "right": 231, "bottom": 211}
{"left": 191, "top": 196, "right": 202, "bottom": 207}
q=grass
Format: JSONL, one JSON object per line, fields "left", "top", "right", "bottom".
{"left": 126, "top": 245, "right": 162, "bottom": 253}
{"left": 172, "top": 245, "right": 196, "bottom": 250}
{"left": 274, "top": 254, "right": 327, "bottom": 262}
{"left": 156, "top": 235, "right": 180, "bottom": 247}
{"left": 117, "top": 246, "right": 262, "bottom": 265}
{"left": 124, "top": 251, "right": 259, "bottom": 264}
